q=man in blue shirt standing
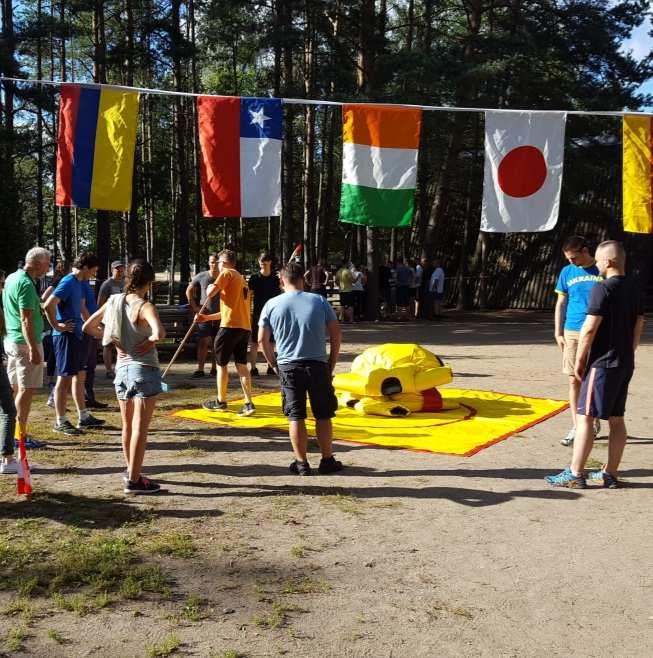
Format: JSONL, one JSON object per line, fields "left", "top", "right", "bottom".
{"left": 554, "top": 236, "right": 603, "bottom": 446}
{"left": 258, "top": 262, "right": 343, "bottom": 476}
{"left": 43, "top": 253, "right": 105, "bottom": 435}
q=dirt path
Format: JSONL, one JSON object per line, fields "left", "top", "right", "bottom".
{"left": 0, "top": 312, "right": 651, "bottom": 657}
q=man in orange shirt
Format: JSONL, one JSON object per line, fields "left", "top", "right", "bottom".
{"left": 199, "top": 250, "right": 255, "bottom": 416}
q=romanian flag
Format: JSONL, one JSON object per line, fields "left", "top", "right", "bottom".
{"left": 56, "top": 84, "right": 139, "bottom": 212}
{"left": 197, "top": 96, "right": 282, "bottom": 218}
{"left": 623, "top": 115, "right": 653, "bottom": 233}
{"left": 340, "top": 104, "right": 422, "bottom": 228}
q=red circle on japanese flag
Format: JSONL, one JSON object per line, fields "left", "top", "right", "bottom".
{"left": 497, "top": 145, "right": 547, "bottom": 198}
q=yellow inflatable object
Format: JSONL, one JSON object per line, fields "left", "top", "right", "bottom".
{"left": 333, "top": 343, "right": 452, "bottom": 397}
{"left": 337, "top": 388, "right": 457, "bottom": 417}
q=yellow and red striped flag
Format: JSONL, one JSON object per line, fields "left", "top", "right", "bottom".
{"left": 623, "top": 115, "right": 653, "bottom": 233}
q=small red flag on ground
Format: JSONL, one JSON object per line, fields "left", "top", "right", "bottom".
{"left": 16, "top": 433, "right": 33, "bottom": 496}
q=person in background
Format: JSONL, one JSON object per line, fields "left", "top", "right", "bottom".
{"left": 82, "top": 277, "right": 108, "bottom": 410}
{"left": 41, "top": 262, "right": 69, "bottom": 407}
{"left": 84, "top": 259, "right": 166, "bottom": 495}
{"left": 553, "top": 236, "right": 603, "bottom": 446}
{"left": 248, "top": 252, "right": 281, "bottom": 376}
{"left": 201, "top": 250, "right": 255, "bottom": 416}
{"left": 2, "top": 248, "right": 51, "bottom": 446}
{"left": 186, "top": 254, "right": 220, "bottom": 379}
{"left": 378, "top": 258, "right": 392, "bottom": 318}
{"left": 259, "top": 262, "right": 343, "bottom": 476}
{"left": 0, "top": 290, "right": 18, "bottom": 474}
{"left": 546, "top": 241, "right": 644, "bottom": 489}
{"left": 98, "top": 260, "right": 126, "bottom": 379}
{"left": 43, "top": 252, "right": 105, "bottom": 435}
{"left": 335, "top": 262, "right": 354, "bottom": 323}
{"left": 409, "top": 258, "right": 420, "bottom": 318}
{"left": 394, "top": 257, "right": 414, "bottom": 320}
{"left": 428, "top": 258, "right": 446, "bottom": 320}
{"left": 304, "top": 258, "right": 329, "bottom": 297}
{"left": 350, "top": 263, "right": 365, "bottom": 321}
{"left": 417, "top": 257, "right": 434, "bottom": 319}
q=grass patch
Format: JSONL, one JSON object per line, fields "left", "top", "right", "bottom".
{"left": 586, "top": 457, "right": 604, "bottom": 469}
{"left": 47, "top": 628, "right": 66, "bottom": 644}
{"left": 52, "top": 591, "right": 115, "bottom": 617}
{"left": 181, "top": 595, "right": 205, "bottom": 622}
{"left": 320, "top": 490, "right": 363, "bottom": 515}
{"left": 147, "top": 532, "right": 197, "bottom": 558}
{"left": 281, "top": 577, "right": 331, "bottom": 595}
{"left": 210, "top": 650, "right": 241, "bottom": 658}
{"left": 4, "top": 626, "right": 27, "bottom": 652}
{"left": 2, "top": 597, "right": 39, "bottom": 623}
{"left": 429, "top": 600, "right": 473, "bottom": 620}
{"left": 290, "top": 544, "right": 306, "bottom": 558}
{"left": 146, "top": 633, "right": 182, "bottom": 657}
{"left": 252, "top": 602, "right": 308, "bottom": 630}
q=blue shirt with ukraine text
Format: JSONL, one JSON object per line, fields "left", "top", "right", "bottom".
{"left": 259, "top": 291, "right": 337, "bottom": 365}
{"left": 554, "top": 263, "right": 602, "bottom": 331}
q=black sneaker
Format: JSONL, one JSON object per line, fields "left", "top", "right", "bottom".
{"left": 289, "top": 460, "right": 312, "bottom": 476}
{"left": 53, "top": 420, "right": 82, "bottom": 435}
{"left": 124, "top": 476, "right": 162, "bottom": 495}
{"left": 77, "top": 414, "right": 106, "bottom": 429}
{"left": 250, "top": 367, "right": 260, "bottom": 377}
{"left": 86, "top": 400, "right": 109, "bottom": 410}
{"left": 191, "top": 370, "right": 205, "bottom": 379}
{"left": 266, "top": 365, "right": 277, "bottom": 376}
{"left": 318, "top": 455, "right": 343, "bottom": 475}
{"left": 238, "top": 402, "right": 256, "bottom": 417}
{"left": 202, "top": 399, "right": 228, "bottom": 412}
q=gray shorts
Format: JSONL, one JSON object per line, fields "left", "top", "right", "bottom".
{"left": 114, "top": 363, "right": 162, "bottom": 400}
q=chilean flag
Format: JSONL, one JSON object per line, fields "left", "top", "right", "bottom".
{"left": 197, "top": 96, "right": 282, "bottom": 218}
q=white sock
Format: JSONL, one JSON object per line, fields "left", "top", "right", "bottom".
{"left": 79, "top": 408, "right": 90, "bottom": 421}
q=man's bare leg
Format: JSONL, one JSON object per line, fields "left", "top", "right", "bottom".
{"left": 568, "top": 376, "right": 580, "bottom": 429}
{"left": 248, "top": 343, "right": 258, "bottom": 371}
{"left": 314, "top": 418, "right": 334, "bottom": 459}
{"left": 605, "top": 416, "right": 628, "bottom": 475}
{"left": 216, "top": 365, "right": 229, "bottom": 403}
{"left": 570, "top": 413, "right": 595, "bottom": 474}
{"left": 196, "top": 337, "right": 210, "bottom": 373}
{"left": 235, "top": 363, "right": 252, "bottom": 403}
{"left": 289, "top": 420, "right": 309, "bottom": 462}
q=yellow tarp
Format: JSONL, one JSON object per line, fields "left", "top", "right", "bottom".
{"left": 174, "top": 388, "right": 568, "bottom": 457}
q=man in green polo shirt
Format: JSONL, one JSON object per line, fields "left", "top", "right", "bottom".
{"left": 3, "top": 248, "right": 51, "bottom": 438}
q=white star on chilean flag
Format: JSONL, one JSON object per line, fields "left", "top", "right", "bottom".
{"left": 481, "top": 111, "right": 567, "bottom": 232}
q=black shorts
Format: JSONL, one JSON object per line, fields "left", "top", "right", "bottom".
{"left": 278, "top": 360, "right": 338, "bottom": 421}
{"left": 214, "top": 328, "right": 250, "bottom": 366}
{"left": 340, "top": 291, "right": 354, "bottom": 309}
{"left": 197, "top": 320, "right": 220, "bottom": 339}
{"left": 577, "top": 365, "right": 633, "bottom": 420}
{"left": 396, "top": 285, "right": 410, "bottom": 307}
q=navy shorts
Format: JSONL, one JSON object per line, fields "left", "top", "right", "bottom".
{"left": 577, "top": 365, "right": 633, "bottom": 420}
{"left": 339, "top": 291, "right": 354, "bottom": 309}
{"left": 396, "top": 285, "right": 410, "bottom": 307}
{"left": 278, "top": 360, "right": 338, "bottom": 421}
{"left": 214, "top": 328, "right": 250, "bottom": 366}
{"left": 53, "top": 333, "right": 83, "bottom": 377}
{"left": 197, "top": 321, "right": 219, "bottom": 340}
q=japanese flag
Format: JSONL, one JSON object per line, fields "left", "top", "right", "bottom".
{"left": 481, "top": 111, "right": 566, "bottom": 232}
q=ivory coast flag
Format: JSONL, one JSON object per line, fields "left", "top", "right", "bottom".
{"left": 340, "top": 104, "right": 422, "bottom": 228}
{"left": 623, "top": 115, "right": 653, "bottom": 234}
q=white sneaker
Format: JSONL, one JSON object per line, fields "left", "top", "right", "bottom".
{"left": 0, "top": 460, "right": 18, "bottom": 474}
{"left": 560, "top": 428, "right": 575, "bottom": 446}
{"left": 593, "top": 418, "right": 601, "bottom": 437}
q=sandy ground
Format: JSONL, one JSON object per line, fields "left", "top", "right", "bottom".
{"left": 0, "top": 311, "right": 651, "bottom": 657}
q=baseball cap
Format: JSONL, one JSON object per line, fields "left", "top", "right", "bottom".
{"left": 111, "top": 260, "right": 125, "bottom": 270}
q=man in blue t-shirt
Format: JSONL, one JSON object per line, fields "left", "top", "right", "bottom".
{"left": 258, "top": 262, "right": 343, "bottom": 476}
{"left": 43, "top": 253, "right": 105, "bottom": 435}
{"left": 554, "top": 236, "right": 603, "bottom": 446}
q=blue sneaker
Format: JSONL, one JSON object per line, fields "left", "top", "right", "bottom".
{"left": 545, "top": 467, "right": 586, "bottom": 488}
{"left": 587, "top": 470, "right": 619, "bottom": 488}
{"left": 15, "top": 435, "right": 47, "bottom": 449}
